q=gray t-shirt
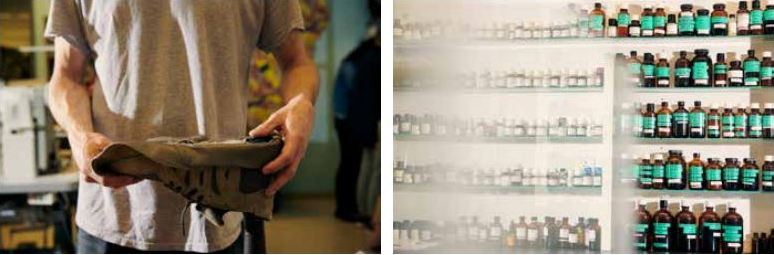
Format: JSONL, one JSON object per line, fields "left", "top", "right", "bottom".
{"left": 44, "top": 0, "right": 303, "bottom": 252}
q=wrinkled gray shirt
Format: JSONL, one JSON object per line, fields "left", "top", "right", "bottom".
{"left": 44, "top": 0, "right": 303, "bottom": 252}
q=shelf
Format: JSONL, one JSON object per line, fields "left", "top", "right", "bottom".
{"left": 395, "top": 240, "right": 600, "bottom": 254}
{"left": 631, "top": 87, "right": 770, "bottom": 94}
{"left": 395, "top": 183, "right": 602, "bottom": 196}
{"left": 634, "top": 188, "right": 774, "bottom": 198}
{"left": 394, "top": 86, "right": 604, "bottom": 94}
{"left": 634, "top": 138, "right": 773, "bottom": 145}
{"left": 394, "top": 134, "right": 603, "bottom": 144}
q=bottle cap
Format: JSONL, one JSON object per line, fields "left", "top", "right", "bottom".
{"left": 653, "top": 153, "right": 664, "bottom": 160}
{"left": 705, "top": 201, "right": 713, "bottom": 208}
{"left": 710, "top": 103, "right": 719, "bottom": 109}
{"left": 632, "top": 14, "right": 641, "bottom": 20}
{"left": 764, "top": 51, "right": 772, "bottom": 58}
{"left": 751, "top": 102, "right": 760, "bottom": 109}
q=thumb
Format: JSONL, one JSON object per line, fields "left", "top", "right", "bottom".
{"left": 250, "top": 113, "right": 283, "bottom": 137}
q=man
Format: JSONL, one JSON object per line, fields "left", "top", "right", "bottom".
{"left": 45, "top": 0, "right": 318, "bottom": 253}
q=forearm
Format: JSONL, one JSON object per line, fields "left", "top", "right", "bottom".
{"left": 280, "top": 62, "right": 319, "bottom": 105}
{"left": 48, "top": 38, "right": 93, "bottom": 145}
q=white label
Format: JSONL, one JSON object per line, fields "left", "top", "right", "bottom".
{"left": 411, "top": 229, "right": 420, "bottom": 241}
{"left": 490, "top": 227, "right": 502, "bottom": 238}
{"left": 713, "top": 23, "right": 727, "bottom": 29}
{"left": 729, "top": 70, "right": 743, "bottom": 78}
{"left": 686, "top": 234, "right": 696, "bottom": 240}
{"left": 729, "top": 242, "right": 741, "bottom": 247}
{"left": 691, "top": 182, "right": 702, "bottom": 189}
{"left": 560, "top": 229, "right": 569, "bottom": 238}
{"left": 586, "top": 230, "right": 596, "bottom": 241}
{"left": 569, "top": 233, "right": 578, "bottom": 244}
{"left": 630, "top": 27, "right": 641, "bottom": 36}
{"left": 695, "top": 79, "right": 709, "bottom": 85}
{"left": 642, "top": 30, "right": 654, "bottom": 36}
{"left": 593, "top": 176, "right": 602, "bottom": 186}
{"left": 667, "top": 24, "right": 678, "bottom": 34}
{"left": 715, "top": 80, "right": 727, "bottom": 86}
{"left": 394, "top": 230, "right": 401, "bottom": 242}
{"left": 528, "top": 229, "right": 538, "bottom": 241}
{"left": 658, "top": 79, "right": 670, "bottom": 85}
{"left": 737, "top": 14, "right": 750, "bottom": 29}
{"left": 516, "top": 228, "right": 527, "bottom": 240}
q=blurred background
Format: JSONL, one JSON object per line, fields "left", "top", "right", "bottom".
{"left": 0, "top": 0, "right": 380, "bottom": 253}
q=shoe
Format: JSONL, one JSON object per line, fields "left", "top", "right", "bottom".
{"left": 91, "top": 135, "right": 283, "bottom": 226}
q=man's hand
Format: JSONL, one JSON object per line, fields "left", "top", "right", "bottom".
{"left": 71, "top": 132, "right": 140, "bottom": 188}
{"left": 249, "top": 95, "right": 315, "bottom": 196}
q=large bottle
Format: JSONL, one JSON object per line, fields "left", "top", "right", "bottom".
{"left": 699, "top": 202, "right": 722, "bottom": 253}
{"left": 689, "top": 101, "right": 707, "bottom": 138}
{"left": 763, "top": 155, "right": 774, "bottom": 191}
{"left": 675, "top": 201, "right": 699, "bottom": 253}
{"left": 639, "top": 156, "right": 654, "bottom": 189}
{"left": 706, "top": 158, "right": 724, "bottom": 190}
{"left": 688, "top": 153, "right": 706, "bottom": 190}
{"left": 657, "top": 102, "right": 673, "bottom": 138}
{"left": 666, "top": 150, "right": 687, "bottom": 189}
{"left": 675, "top": 51, "right": 692, "bottom": 87}
{"left": 721, "top": 204, "right": 744, "bottom": 254}
{"left": 741, "top": 158, "right": 760, "bottom": 191}
{"left": 723, "top": 158, "right": 741, "bottom": 191}
{"left": 527, "top": 216, "right": 542, "bottom": 248}
{"left": 634, "top": 201, "right": 653, "bottom": 252}
{"left": 516, "top": 216, "right": 529, "bottom": 247}
{"left": 673, "top": 101, "right": 690, "bottom": 138}
{"left": 544, "top": 216, "right": 559, "bottom": 251}
{"left": 652, "top": 199, "right": 674, "bottom": 252}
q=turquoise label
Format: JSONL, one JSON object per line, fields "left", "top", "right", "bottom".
{"left": 690, "top": 112, "right": 706, "bottom": 128}
{"left": 693, "top": 62, "right": 710, "bottom": 79}
{"left": 679, "top": 15, "right": 695, "bottom": 32}
{"left": 734, "top": 115, "right": 747, "bottom": 128}
{"left": 723, "top": 225, "right": 742, "bottom": 242}
{"left": 724, "top": 168, "right": 740, "bottom": 181}
{"left": 715, "top": 64, "right": 727, "bottom": 74}
{"left": 629, "top": 63, "right": 642, "bottom": 74}
{"left": 765, "top": 9, "right": 774, "bottom": 21}
{"left": 666, "top": 164, "right": 683, "bottom": 179}
{"left": 656, "top": 66, "right": 670, "bottom": 77}
{"left": 676, "top": 67, "right": 691, "bottom": 78}
{"left": 643, "top": 117, "right": 656, "bottom": 129}
{"left": 722, "top": 116, "right": 734, "bottom": 131}
{"left": 705, "top": 222, "right": 721, "bottom": 231}
{"left": 762, "top": 67, "right": 773, "bottom": 78}
{"left": 635, "top": 224, "right": 649, "bottom": 233}
{"left": 654, "top": 16, "right": 666, "bottom": 27}
{"left": 763, "top": 115, "right": 773, "bottom": 127}
{"left": 654, "top": 222, "right": 670, "bottom": 235}
{"left": 745, "top": 60, "right": 761, "bottom": 73}
{"left": 696, "top": 16, "right": 710, "bottom": 30}
{"left": 711, "top": 16, "right": 729, "bottom": 25}
{"left": 642, "top": 16, "right": 654, "bottom": 30}
{"left": 632, "top": 165, "right": 640, "bottom": 179}
{"left": 591, "top": 15, "right": 604, "bottom": 31}
{"left": 618, "top": 13, "right": 631, "bottom": 26}
{"left": 743, "top": 169, "right": 759, "bottom": 185}
{"left": 643, "top": 65, "right": 655, "bottom": 76}
{"left": 752, "top": 10, "right": 763, "bottom": 25}
{"left": 657, "top": 114, "right": 671, "bottom": 127}
{"left": 706, "top": 169, "right": 722, "bottom": 181}
{"left": 680, "top": 224, "right": 697, "bottom": 235}
{"left": 764, "top": 171, "right": 774, "bottom": 181}
{"left": 653, "top": 165, "right": 665, "bottom": 178}
{"left": 689, "top": 166, "right": 704, "bottom": 182}
{"left": 675, "top": 112, "right": 689, "bottom": 123}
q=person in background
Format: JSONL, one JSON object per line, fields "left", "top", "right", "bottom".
{"left": 332, "top": 0, "right": 380, "bottom": 222}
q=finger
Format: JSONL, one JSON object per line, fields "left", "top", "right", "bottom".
{"left": 265, "top": 161, "right": 299, "bottom": 196}
{"left": 249, "top": 113, "right": 283, "bottom": 137}
{"left": 262, "top": 135, "right": 301, "bottom": 174}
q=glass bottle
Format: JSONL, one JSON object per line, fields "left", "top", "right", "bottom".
{"left": 558, "top": 217, "right": 571, "bottom": 249}
{"left": 742, "top": 158, "right": 759, "bottom": 191}
{"left": 673, "top": 101, "right": 690, "bottom": 138}
{"left": 506, "top": 220, "right": 517, "bottom": 248}
{"left": 761, "top": 51, "right": 773, "bottom": 86}
{"left": 629, "top": 15, "right": 641, "bottom": 37}
{"left": 607, "top": 18, "right": 617, "bottom": 37}
{"left": 527, "top": 216, "right": 541, "bottom": 247}
{"left": 714, "top": 53, "right": 728, "bottom": 87}
{"left": 675, "top": 51, "right": 692, "bottom": 87}
{"left": 679, "top": 4, "right": 696, "bottom": 36}
{"left": 749, "top": 102, "right": 763, "bottom": 138}
{"left": 617, "top": 8, "right": 631, "bottom": 37}
{"left": 641, "top": 7, "right": 654, "bottom": 37}
{"left": 708, "top": 104, "right": 722, "bottom": 138}
{"left": 656, "top": 56, "right": 671, "bottom": 87}
{"left": 585, "top": 218, "right": 601, "bottom": 252}
{"left": 696, "top": 9, "right": 711, "bottom": 36}
{"left": 738, "top": 1, "right": 751, "bottom": 35}
{"left": 721, "top": 205, "right": 744, "bottom": 253}
{"left": 634, "top": 201, "right": 652, "bottom": 252}
{"left": 675, "top": 201, "right": 699, "bottom": 253}
{"left": 729, "top": 60, "right": 745, "bottom": 86}
{"left": 394, "top": 19, "right": 405, "bottom": 40}
{"left": 751, "top": 0, "right": 764, "bottom": 34}
{"left": 516, "top": 216, "right": 528, "bottom": 247}
{"left": 722, "top": 104, "right": 736, "bottom": 138}
{"left": 642, "top": 103, "right": 657, "bottom": 137}
{"left": 657, "top": 101, "right": 673, "bottom": 138}
{"left": 544, "top": 217, "right": 559, "bottom": 251}
{"left": 692, "top": 49, "right": 713, "bottom": 87}
{"left": 652, "top": 154, "right": 666, "bottom": 189}
{"left": 568, "top": 218, "right": 579, "bottom": 249}
{"left": 652, "top": 199, "right": 674, "bottom": 252}
{"left": 711, "top": 4, "right": 730, "bottom": 36}
{"left": 628, "top": 51, "right": 642, "bottom": 86}
{"left": 764, "top": 103, "right": 774, "bottom": 138}
{"left": 706, "top": 158, "right": 724, "bottom": 190}
{"left": 744, "top": 49, "right": 761, "bottom": 86}
{"left": 762, "top": 155, "right": 774, "bottom": 191}
{"left": 666, "top": 14, "right": 679, "bottom": 36}
{"left": 639, "top": 157, "right": 653, "bottom": 189}
{"left": 699, "top": 202, "right": 722, "bottom": 253}
{"left": 666, "top": 150, "right": 687, "bottom": 189}
{"left": 489, "top": 216, "right": 504, "bottom": 242}
{"left": 690, "top": 101, "right": 707, "bottom": 138}
{"left": 589, "top": 3, "right": 606, "bottom": 37}
{"left": 688, "top": 153, "right": 705, "bottom": 190}
{"left": 642, "top": 53, "right": 656, "bottom": 87}
{"left": 734, "top": 104, "right": 748, "bottom": 138}
{"left": 654, "top": 6, "right": 667, "bottom": 36}
{"left": 765, "top": 4, "right": 774, "bottom": 34}
{"left": 723, "top": 158, "right": 741, "bottom": 190}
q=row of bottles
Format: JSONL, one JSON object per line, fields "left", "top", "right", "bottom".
{"left": 396, "top": 68, "right": 605, "bottom": 90}
{"left": 395, "top": 215, "right": 601, "bottom": 252}
{"left": 622, "top": 49, "right": 773, "bottom": 87}
{"left": 626, "top": 151, "right": 774, "bottom": 191}
{"left": 393, "top": 114, "right": 604, "bottom": 138}
{"left": 634, "top": 200, "right": 743, "bottom": 253}
{"left": 622, "top": 101, "right": 774, "bottom": 139}
{"left": 393, "top": 159, "right": 603, "bottom": 188}
{"left": 751, "top": 231, "right": 774, "bottom": 253}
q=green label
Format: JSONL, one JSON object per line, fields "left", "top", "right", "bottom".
{"left": 654, "top": 222, "right": 670, "bottom": 235}
{"left": 680, "top": 224, "right": 697, "bottom": 235}
{"left": 693, "top": 62, "right": 710, "bottom": 79}
{"left": 654, "top": 16, "right": 666, "bottom": 27}
{"left": 632, "top": 165, "right": 640, "bottom": 179}
{"left": 676, "top": 67, "right": 691, "bottom": 77}
{"left": 689, "top": 166, "right": 704, "bottom": 182}
{"left": 643, "top": 65, "right": 655, "bottom": 76}
{"left": 619, "top": 13, "right": 631, "bottom": 26}
{"left": 765, "top": 9, "right": 774, "bottom": 21}
{"left": 643, "top": 116, "right": 656, "bottom": 129}
{"left": 764, "top": 171, "right": 774, "bottom": 181}
{"left": 675, "top": 112, "right": 689, "bottom": 123}
{"left": 722, "top": 116, "right": 735, "bottom": 131}
{"left": 679, "top": 15, "right": 695, "bottom": 32}
{"left": 734, "top": 115, "right": 747, "bottom": 128}
{"left": 690, "top": 112, "right": 706, "bottom": 128}
{"left": 762, "top": 67, "right": 773, "bottom": 78}
{"left": 707, "top": 169, "right": 722, "bottom": 181}
{"left": 591, "top": 15, "right": 604, "bottom": 31}
{"left": 653, "top": 165, "right": 665, "bottom": 178}
{"left": 657, "top": 114, "right": 671, "bottom": 127}
{"left": 724, "top": 168, "right": 740, "bottom": 181}
{"left": 711, "top": 16, "right": 729, "bottom": 25}
{"left": 723, "top": 225, "right": 742, "bottom": 242}
{"left": 743, "top": 169, "right": 759, "bottom": 185}
{"left": 629, "top": 63, "right": 642, "bottom": 74}
{"left": 656, "top": 66, "right": 670, "bottom": 77}
{"left": 696, "top": 16, "right": 710, "bottom": 30}
{"left": 705, "top": 222, "right": 722, "bottom": 231}
{"left": 750, "top": 115, "right": 762, "bottom": 128}
{"left": 667, "top": 164, "right": 683, "bottom": 179}
{"left": 642, "top": 16, "right": 654, "bottom": 30}
{"left": 745, "top": 60, "right": 761, "bottom": 73}
{"left": 763, "top": 115, "right": 773, "bottom": 127}
{"left": 752, "top": 10, "right": 764, "bottom": 25}
{"left": 635, "top": 224, "right": 649, "bottom": 233}
{"left": 715, "top": 64, "right": 728, "bottom": 74}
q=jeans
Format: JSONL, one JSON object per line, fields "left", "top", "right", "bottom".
{"left": 77, "top": 228, "right": 244, "bottom": 254}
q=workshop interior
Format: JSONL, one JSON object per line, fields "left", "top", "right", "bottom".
{"left": 393, "top": 0, "right": 774, "bottom": 254}
{"left": 0, "top": 0, "right": 380, "bottom": 253}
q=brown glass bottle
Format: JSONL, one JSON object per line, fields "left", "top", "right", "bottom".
{"left": 634, "top": 201, "right": 652, "bottom": 252}
{"left": 762, "top": 51, "right": 773, "bottom": 86}
{"left": 749, "top": 103, "right": 763, "bottom": 138}
{"left": 676, "top": 202, "right": 698, "bottom": 253}
{"left": 691, "top": 49, "right": 713, "bottom": 87}
{"left": 673, "top": 101, "right": 690, "bottom": 138}
{"left": 641, "top": 7, "right": 655, "bottom": 37}
{"left": 675, "top": 51, "right": 692, "bottom": 87}
{"left": 642, "top": 53, "right": 656, "bottom": 87}
{"left": 706, "top": 158, "right": 724, "bottom": 190}
{"left": 714, "top": 53, "right": 728, "bottom": 87}
{"left": 652, "top": 154, "right": 666, "bottom": 189}
{"left": 707, "top": 104, "right": 722, "bottom": 138}
{"left": 666, "top": 150, "right": 687, "bottom": 189}
{"left": 575, "top": 217, "right": 586, "bottom": 249}
{"left": 734, "top": 105, "right": 748, "bottom": 138}
{"left": 527, "top": 216, "right": 541, "bottom": 247}
{"left": 723, "top": 158, "right": 741, "bottom": 190}
{"left": 654, "top": 7, "right": 667, "bottom": 36}
{"left": 764, "top": 103, "right": 774, "bottom": 138}
{"left": 762, "top": 155, "right": 774, "bottom": 191}
{"left": 652, "top": 200, "right": 674, "bottom": 252}
{"left": 642, "top": 103, "right": 657, "bottom": 138}
{"left": 585, "top": 218, "right": 601, "bottom": 252}
{"left": 742, "top": 158, "right": 760, "bottom": 191}
{"left": 628, "top": 51, "right": 643, "bottom": 86}
{"left": 544, "top": 217, "right": 559, "bottom": 251}
{"left": 516, "top": 216, "right": 529, "bottom": 247}
{"left": 656, "top": 57, "right": 671, "bottom": 87}
{"left": 688, "top": 153, "right": 706, "bottom": 190}
{"left": 751, "top": 0, "right": 764, "bottom": 35}
{"left": 699, "top": 203, "right": 722, "bottom": 253}
{"left": 738, "top": 1, "right": 751, "bottom": 35}
{"left": 711, "top": 4, "right": 729, "bottom": 36}
{"left": 617, "top": 8, "right": 631, "bottom": 37}
{"left": 729, "top": 60, "right": 745, "bottom": 86}
{"left": 589, "top": 3, "right": 606, "bottom": 37}
{"left": 722, "top": 105, "right": 736, "bottom": 138}
{"left": 657, "top": 101, "right": 673, "bottom": 138}
{"left": 558, "top": 217, "right": 571, "bottom": 249}
{"left": 639, "top": 158, "right": 653, "bottom": 189}
{"left": 721, "top": 205, "right": 744, "bottom": 253}
{"left": 690, "top": 101, "right": 707, "bottom": 138}
{"left": 744, "top": 50, "right": 761, "bottom": 86}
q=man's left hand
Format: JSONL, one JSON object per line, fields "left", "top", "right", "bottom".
{"left": 249, "top": 95, "right": 315, "bottom": 196}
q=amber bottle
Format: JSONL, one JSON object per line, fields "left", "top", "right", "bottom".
{"left": 674, "top": 51, "right": 692, "bottom": 87}
{"left": 641, "top": 7, "right": 655, "bottom": 37}
{"left": 642, "top": 53, "right": 656, "bottom": 87}
{"left": 688, "top": 153, "right": 705, "bottom": 190}
{"left": 721, "top": 205, "right": 744, "bottom": 253}
{"left": 762, "top": 155, "right": 774, "bottom": 191}
{"left": 679, "top": 4, "right": 696, "bottom": 36}
{"left": 639, "top": 157, "right": 653, "bottom": 189}
{"left": 707, "top": 104, "right": 722, "bottom": 138}
{"left": 690, "top": 101, "right": 707, "bottom": 138}
{"left": 749, "top": 103, "right": 763, "bottom": 138}
{"left": 652, "top": 200, "right": 674, "bottom": 252}
{"left": 652, "top": 154, "right": 666, "bottom": 189}
{"left": 673, "top": 101, "right": 690, "bottom": 138}
{"left": 666, "top": 150, "right": 687, "bottom": 189}
{"left": 628, "top": 51, "right": 643, "bottom": 86}
{"left": 711, "top": 4, "right": 729, "bottom": 36}
{"left": 676, "top": 202, "right": 698, "bottom": 253}
{"left": 656, "top": 57, "right": 671, "bottom": 87}
{"left": 738, "top": 1, "right": 751, "bottom": 35}
{"left": 744, "top": 49, "right": 761, "bottom": 86}
{"left": 642, "top": 103, "right": 657, "bottom": 138}
{"left": 558, "top": 217, "right": 571, "bottom": 248}
{"left": 723, "top": 158, "right": 741, "bottom": 190}
{"left": 734, "top": 105, "right": 748, "bottom": 138}
{"left": 699, "top": 202, "right": 722, "bottom": 253}
{"left": 722, "top": 105, "right": 736, "bottom": 138}
{"left": 589, "top": 3, "right": 606, "bottom": 37}
{"left": 729, "top": 60, "right": 745, "bottom": 87}
{"left": 751, "top": 0, "right": 764, "bottom": 35}
{"left": 634, "top": 201, "right": 652, "bottom": 252}
{"left": 714, "top": 53, "right": 728, "bottom": 87}
{"left": 617, "top": 8, "right": 631, "bottom": 37}
{"left": 654, "top": 7, "right": 667, "bottom": 36}
{"left": 691, "top": 49, "right": 713, "bottom": 87}
{"left": 705, "top": 158, "right": 724, "bottom": 190}
{"left": 761, "top": 51, "right": 773, "bottom": 86}
{"left": 742, "top": 158, "right": 760, "bottom": 191}
{"left": 657, "top": 101, "right": 673, "bottom": 138}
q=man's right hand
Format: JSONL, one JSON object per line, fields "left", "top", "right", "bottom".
{"left": 71, "top": 132, "right": 140, "bottom": 188}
